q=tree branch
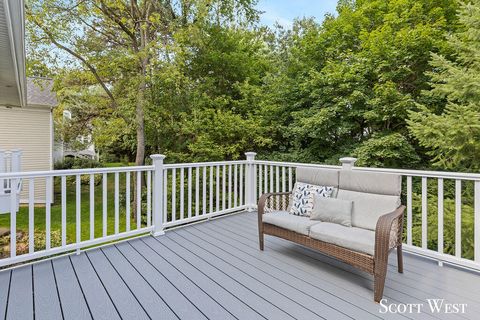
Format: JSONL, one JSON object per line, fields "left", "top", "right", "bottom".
{"left": 29, "top": 15, "right": 117, "bottom": 106}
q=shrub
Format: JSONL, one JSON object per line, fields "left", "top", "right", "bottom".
{"left": 0, "top": 230, "right": 62, "bottom": 259}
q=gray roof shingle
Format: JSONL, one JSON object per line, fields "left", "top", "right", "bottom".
{"left": 26, "top": 77, "right": 57, "bottom": 107}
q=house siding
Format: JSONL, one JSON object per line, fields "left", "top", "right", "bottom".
{"left": 0, "top": 106, "right": 52, "bottom": 202}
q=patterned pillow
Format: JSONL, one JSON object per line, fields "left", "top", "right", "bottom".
{"left": 289, "top": 182, "right": 334, "bottom": 216}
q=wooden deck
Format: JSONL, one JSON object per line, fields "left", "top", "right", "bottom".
{"left": 0, "top": 211, "right": 479, "bottom": 320}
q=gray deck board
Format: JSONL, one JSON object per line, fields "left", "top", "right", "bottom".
{"left": 33, "top": 261, "right": 63, "bottom": 320}
{"left": 52, "top": 256, "right": 92, "bottom": 320}
{"left": 167, "top": 231, "right": 353, "bottom": 320}
{"left": 6, "top": 266, "right": 33, "bottom": 320}
{"left": 136, "top": 237, "right": 238, "bottom": 320}
{"left": 100, "top": 245, "right": 178, "bottom": 320}
{"left": 0, "top": 269, "right": 10, "bottom": 319}
{"left": 144, "top": 234, "right": 288, "bottom": 320}
{"left": 70, "top": 253, "right": 121, "bottom": 320}
{"left": 0, "top": 211, "right": 479, "bottom": 320}
{"left": 114, "top": 242, "right": 207, "bottom": 320}
{"left": 85, "top": 249, "right": 150, "bottom": 320}
{"left": 154, "top": 235, "right": 321, "bottom": 320}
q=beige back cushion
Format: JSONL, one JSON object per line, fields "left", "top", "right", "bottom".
{"left": 337, "top": 190, "right": 400, "bottom": 230}
{"left": 339, "top": 170, "right": 402, "bottom": 196}
{"left": 338, "top": 171, "right": 402, "bottom": 230}
{"left": 296, "top": 167, "right": 339, "bottom": 188}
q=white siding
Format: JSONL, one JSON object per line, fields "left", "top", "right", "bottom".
{"left": 0, "top": 106, "right": 52, "bottom": 202}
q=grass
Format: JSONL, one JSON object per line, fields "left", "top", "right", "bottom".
{"left": 0, "top": 171, "right": 145, "bottom": 252}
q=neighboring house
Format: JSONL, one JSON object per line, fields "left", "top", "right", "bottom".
{"left": 0, "top": 0, "right": 56, "bottom": 203}
{"left": 53, "top": 110, "right": 99, "bottom": 162}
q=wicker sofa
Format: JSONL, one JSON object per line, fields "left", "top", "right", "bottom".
{"left": 257, "top": 167, "right": 405, "bottom": 302}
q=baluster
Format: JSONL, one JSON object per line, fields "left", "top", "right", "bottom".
{"left": 406, "top": 176, "right": 412, "bottom": 246}
{"left": 195, "top": 167, "right": 200, "bottom": 216}
{"left": 239, "top": 164, "right": 244, "bottom": 205}
{"left": 475, "top": 180, "right": 480, "bottom": 262}
{"left": 10, "top": 178, "right": 17, "bottom": 257}
{"left": 126, "top": 172, "right": 131, "bottom": 232}
{"left": 438, "top": 178, "right": 444, "bottom": 259}
{"left": 270, "top": 165, "right": 274, "bottom": 193}
{"left": 90, "top": 174, "right": 95, "bottom": 239}
{"left": 188, "top": 167, "right": 192, "bottom": 218}
{"left": 210, "top": 166, "right": 214, "bottom": 213}
{"left": 216, "top": 166, "right": 220, "bottom": 212}
{"left": 163, "top": 170, "right": 168, "bottom": 222}
{"left": 264, "top": 165, "right": 268, "bottom": 194}
{"left": 180, "top": 168, "right": 184, "bottom": 220}
{"left": 222, "top": 165, "right": 226, "bottom": 210}
{"left": 46, "top": 176, "right": 52, "bottom": 250}
{"left": 258, "top": 164, "right": 263, "bottom": 198}
{"left": 147, "top": 171, "right": 152, "bottom": 227}
{"left": 76, "top": 175, "right": 82, "bottom": 244}
{"left": 114, "top": 172, "right": 119, "bottom": 234}
{"left": 276, "top": 166, "right": 280, "bottom": 192}
{"left": 172, "top": 168, "right": 176, "bottom": 222}
{"left": 102, "top": 173, "right": 107, "bottom": 237}
{"left": 234, "top": 164, "right": 238, "bottom": 207}
{"left": 288, "top": 167, "right": 293, "bottom": 191}
{"left": 203, "top": 167, "right": 207, "bottom": 215}
{"left": 228, "top": 165, "right": 232, "bottom": 208}
{"left": 253, "top": 164, "right": 257, "bottom": 205}
{"left": 28, "top": 179, "right": 34, "bottom": 253}
{"left": 282, "top": 167, "right": 286, "bottom": 192}
{"left": 455, "top": 180, "right": 462, "bottom": 258}
{"left": 421, "top": 177, "right": 427, "bottom": 249}
{"left": 137, "top": 171, "right": 142, "bottom": 229}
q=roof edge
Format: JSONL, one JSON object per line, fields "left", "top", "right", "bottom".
{"left": 4, "top": 0, "right": 27, "bottom": 107}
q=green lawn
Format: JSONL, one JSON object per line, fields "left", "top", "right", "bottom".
{"left": 0, "top": 172, "right": 144, "bottom": 253}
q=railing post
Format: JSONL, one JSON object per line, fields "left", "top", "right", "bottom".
{"left": 339, "top": 157, "right": 357, "bottom": 170}
{"left": 151, "top": 154, "right": 166, "bottom": 236}
{"left": 0, "top": 150, "right": 5, "bottom": 194}
{"left": 245, "top": 152, "right": 257, "bottom": 212}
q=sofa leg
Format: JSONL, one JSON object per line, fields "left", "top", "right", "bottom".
{"left": 374, "top": 271, "right": 387, "bottom": 303}
{"left": 259, "top": 231, "right": 264, "bottom": 251}
{"left": 374, "top": 258, "right": 388, "bottom": 303}
{"left": 397, "top": 245, "right": 403, "bottom": 273}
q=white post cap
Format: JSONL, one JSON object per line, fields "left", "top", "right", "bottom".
{"left": 339, "top": 157, "right": 357, "bottom": 169}
{"left": 150, "top": 154, "right": 166, "bottom": 161}
{"left": 245, "top": 152, "right": 257, "bottom": 160}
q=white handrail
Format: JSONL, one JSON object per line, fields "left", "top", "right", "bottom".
{"left": 255, "top": 160, "right": 480, "bottom": 180}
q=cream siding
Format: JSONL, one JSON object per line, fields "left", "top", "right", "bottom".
{"left": 0, "top": 105, "right": 52, "bottom": 202}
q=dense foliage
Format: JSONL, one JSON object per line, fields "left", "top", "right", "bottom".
{"left": 27, "top": 0, "right": 479, "bottom": 173}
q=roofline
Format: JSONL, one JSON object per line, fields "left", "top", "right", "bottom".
{"left": 4, "top": 0, "right": 27, "bottom": 107}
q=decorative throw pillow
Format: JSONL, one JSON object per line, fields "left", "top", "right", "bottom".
{"left": 289, "top": 182, "right": 334, "bottom": 216}
{"left": 310, "top": 196, "right": 353, "bottom": 227}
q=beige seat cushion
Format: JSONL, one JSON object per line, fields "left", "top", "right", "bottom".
{"left": 309, "top": 222, "right": 375, "bottom": 255}
{"left": 337, "top": 190, "right": 400, "bottom": 231}
{"left": 262, "top": 211, "right": 321, "bottom": 235}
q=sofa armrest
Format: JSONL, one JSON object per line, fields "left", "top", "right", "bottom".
{"left": 258, "top": 192, "right": 292, "bottom": 222}
{"left": 374, "top": 205, "right": 405, "bottom": 258}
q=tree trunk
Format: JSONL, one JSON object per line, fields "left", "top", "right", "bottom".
{"left": 135, "top": 78, "right": 146, "bottom": 166}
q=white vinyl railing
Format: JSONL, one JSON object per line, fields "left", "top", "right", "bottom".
{"left": 1, "top": 152, "right": 479, "bottom": 272}
{"left": 0, "top": 165, "right": 155, "bottom": 267}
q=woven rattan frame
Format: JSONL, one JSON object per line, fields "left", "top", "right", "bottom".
{"left": 258, "top": 192, "right": 405, "bottom": 302}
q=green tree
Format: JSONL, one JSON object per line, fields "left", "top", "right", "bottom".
{"left": 263, "top": 0, "right": 458, "bottom": 166}
{"left": 26, "top": 0, "right": 259, "bottom": 165}
{"left": 409, "top": 0, "right": 480, "bottom": 171}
